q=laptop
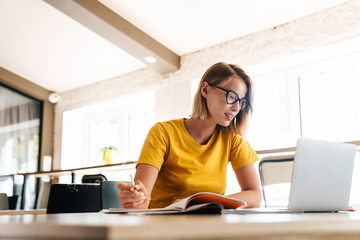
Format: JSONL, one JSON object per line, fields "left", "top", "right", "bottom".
{"left": 287, "top": 138, "right": 356, "bottom": 212}
{"left": 224, "top": 138, "right": 356, "bottom": 214}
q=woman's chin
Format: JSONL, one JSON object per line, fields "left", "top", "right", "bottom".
{"left": 218, "top": 120, "right": 231, "bottom": 127}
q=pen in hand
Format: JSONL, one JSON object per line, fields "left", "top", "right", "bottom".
{"left": 130, "top": 174, "right": 135, "bottom": 192}
{"left": 130, "top": 174, "right": 147, "bottom": 203}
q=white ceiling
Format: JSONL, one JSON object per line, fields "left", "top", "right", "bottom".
{"left": 0, "top": 0, "right": 351, "bottom": 93}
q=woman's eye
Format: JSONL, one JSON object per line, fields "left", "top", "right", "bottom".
{"left": 228, "top": 93, "right": 236, "bottom": 100}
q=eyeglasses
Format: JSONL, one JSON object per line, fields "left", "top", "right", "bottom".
{"left": 210, "top": 84, "right": 249, "bottom": 111}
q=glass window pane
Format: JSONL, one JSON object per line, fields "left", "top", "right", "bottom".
{"left": 248, "top": 72, "right": 300, "bottom": 150}
{"left": 61, "top": 91, "right": 155, "bottom": 169}
{"left": 0, "top": 84, "right": 42, "bottom": 209}
{"left": 128, "top": 109, "right": 155, "bottom": 162}
{"left": 299, "top": 65, "right": 360, "bottom": 142}
{"left": 87, "top": 114, "right": 126, "bottom": 166}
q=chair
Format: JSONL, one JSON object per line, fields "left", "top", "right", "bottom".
{"left": 8, "top": 195, "right": 18, "bottom": 210}
{"left": 46, "top": 184, "right": 101, "bottom": 214}
{"left": 81, "top": 174, "right": 107, "bottom": 184}
{"left": 258, "top": 155, "right": 294, "bottom": 207}
{"left": 0, "top": 193, "right": 9, "bottom": 210}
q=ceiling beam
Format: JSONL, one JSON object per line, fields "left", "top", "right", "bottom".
{"left": 44, "top": 0, "right": 180, "bottom": 74}
{"left": 0, "top": 66, "right": 51, "bottom": 101}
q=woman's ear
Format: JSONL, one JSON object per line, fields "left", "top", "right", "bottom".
{"left": 200, "top": 82, "right": 209, "bottom": 98}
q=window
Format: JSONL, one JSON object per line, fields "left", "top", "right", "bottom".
{"left": 247, "top": 71, "right": 300, "bottom": 150}
{"left": 246, "top": 39, "right": 360, "bottom": 206}
{"left": 0, "top": 84, "right": 42, "bottom": 209}
{"left": 299, "top": 64, "right": 360, "bottom": 142}
{"left": 248, "top": 38, "right": 360, "bottom": 150}
{"left": 61, "top": 91, "right": 155, "bottom": 170}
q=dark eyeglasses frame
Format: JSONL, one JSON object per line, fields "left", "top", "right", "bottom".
{"left": 209, "top": 84, "right": 249, "bottom": 111}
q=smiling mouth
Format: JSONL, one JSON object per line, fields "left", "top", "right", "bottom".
{"left": 225, "top": 113, "right": 233, "bottom": 120}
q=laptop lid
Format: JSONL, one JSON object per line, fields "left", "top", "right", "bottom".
{"left": 288, "top": 138, "right": 356, "bottom": 211}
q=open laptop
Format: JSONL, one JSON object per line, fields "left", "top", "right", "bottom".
{"left": 287, "top": 138, "right": 356, "bottom": 212}
{"left": 225, "top": 138, "right": 356, "bottom": 214}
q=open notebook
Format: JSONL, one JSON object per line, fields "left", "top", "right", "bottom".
{"left": 101, "top": 192, "right": 247, "bottom": 215}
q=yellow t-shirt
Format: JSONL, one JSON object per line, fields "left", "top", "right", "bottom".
{"left": 137, "top": 118, "right": 258, "bottom": 208}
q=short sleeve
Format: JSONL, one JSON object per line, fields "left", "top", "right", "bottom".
{"left": 137, "top": 122, "right": 169, "bottom": 171}
{"left": 230, "top": 134, "right": 259, "bottom": 171}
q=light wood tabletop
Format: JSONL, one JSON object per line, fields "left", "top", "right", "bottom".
{"left": 0, "top": 211, "right": 360, "bottom": 239}
{"left": 0, "top": 209, "right": 46, "bottom": 216}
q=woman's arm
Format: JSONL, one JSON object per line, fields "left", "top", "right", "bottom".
{"left": 116, "top": 163, "right": 159, "bottom": 209}
{"left": 226, "top": 163, "right": 262, "bottom": 207}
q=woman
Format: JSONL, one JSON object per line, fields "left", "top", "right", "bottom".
{"left": 117, "top": 62, "right": 261, "bottom": 209}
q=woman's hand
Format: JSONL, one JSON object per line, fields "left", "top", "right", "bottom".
{"left": 116, "top": 180, "right": 149, "bottom": 209}
{"left": 117, "top": 164, "right": 159, "bottom": 209}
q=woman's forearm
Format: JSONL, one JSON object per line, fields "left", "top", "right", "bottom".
{"left": 226, "top": 189, "right": 262, "bottom": 208}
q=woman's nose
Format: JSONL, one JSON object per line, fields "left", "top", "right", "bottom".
{"left": 230, "top": 101, "right": 240, "bottom": 113}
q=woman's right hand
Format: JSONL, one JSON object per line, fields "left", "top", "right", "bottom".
{"left": 116, "top": 180, "right": 149, "bottom": 209}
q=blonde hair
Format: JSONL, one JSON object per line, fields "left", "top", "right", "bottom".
{"left": 191, "top": 62, "right": 254, "bottom": 136}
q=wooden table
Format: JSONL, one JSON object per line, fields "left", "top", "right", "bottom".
{"left": 0, "top": 209, "right": 46, "bottom": 215}
{"left": 0, "top": 211, "right": 360, "bottom": 239}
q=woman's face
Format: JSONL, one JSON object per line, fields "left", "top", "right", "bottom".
{"left": 202, "top": 76, "right": 248, "bottom": 127}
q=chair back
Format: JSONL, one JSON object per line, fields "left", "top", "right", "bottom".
{"left": 46, "top": 184, "right": 101, "bottom": 214}
{"left": 8, "top": 195, "right": 18, "bottom": 210}
{"left": 81, "top": 174, "right": 107, "bottom": 184}
{"left": 0, "top": 193, "right": 9, "bottom": 210}
{"left": 258, "top": 155, "right": 294, "bottom": 207}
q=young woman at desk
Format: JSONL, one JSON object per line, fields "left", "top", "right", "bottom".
{"left": 117, "top": 62, "right": 261, "bottom": 209}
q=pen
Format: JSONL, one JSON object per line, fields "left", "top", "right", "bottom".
{"left": 130, "top": 174, "right": 135, "bottom": 192}
{"left": 130, "top": 174, "right": 146, "bottom": 202}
